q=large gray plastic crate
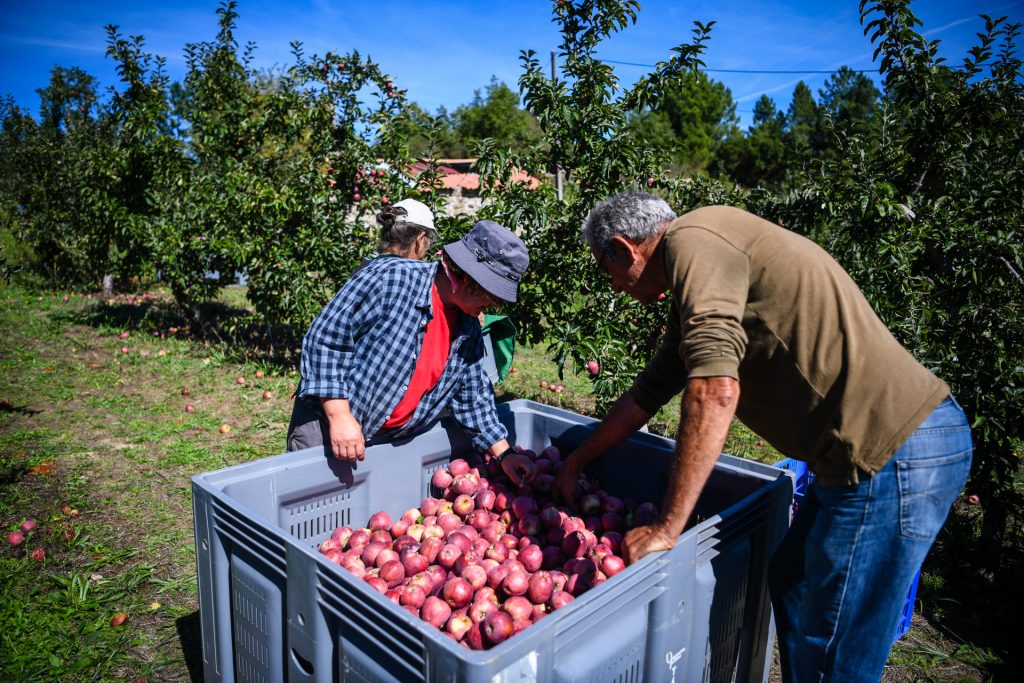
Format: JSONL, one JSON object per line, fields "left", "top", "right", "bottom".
{"left": 192, "top": 399, "right": 793, "bottom": 682}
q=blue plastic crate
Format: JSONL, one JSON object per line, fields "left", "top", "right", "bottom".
{"left": 771, "top": 458, "right": 919, "bottom": 643}
{"left": 192, "top": 400, "right": 794, "bottom": 682}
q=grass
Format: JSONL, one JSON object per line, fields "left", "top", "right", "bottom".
{"left": 0, "top": 282, "right": 1007, "bottom": 681}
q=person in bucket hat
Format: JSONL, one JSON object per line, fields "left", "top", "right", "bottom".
{"left": 287, "top": 219, "right": 535, "bottom": 485}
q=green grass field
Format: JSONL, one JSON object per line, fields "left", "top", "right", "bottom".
{"left": 0, "top": 283, "right": 998, "bottom": 681}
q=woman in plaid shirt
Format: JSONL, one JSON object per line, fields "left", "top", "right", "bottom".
{"left": 287, "top": 219, "right": 536, "bottom": 484}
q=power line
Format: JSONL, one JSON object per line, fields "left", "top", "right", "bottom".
{"left": 604, "top": 59, "right": 877, "bottom": 74}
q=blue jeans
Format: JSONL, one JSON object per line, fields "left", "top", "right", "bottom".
{"left": 769, "top": 396, "right": 972, "bottom": 682}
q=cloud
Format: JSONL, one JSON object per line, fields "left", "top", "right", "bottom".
{"left": 1, "top": 34, "right": 103, "bottom": 53}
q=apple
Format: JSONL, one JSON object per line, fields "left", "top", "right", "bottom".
{"left": 600, "top": 555, "right": 626, "bottom": 577}
{"left": 443, "top": 577, "right": 473, "bottom": 609}
{"left": 360, "top": 541, "right": 387, "bottom": 567}
{"left": 261, "top": 391, "right": 272, "bottom": 400}
{"left": 255, "top": 370, "right": 264, "bottom": 379}
{"left": 400, "top": 584, "right": 426, "bottom": 609}
{"left": 8, "top": 531, "right": 25, "bottom": 546}
{"left": 367, "top": 511, "right": 392, "bottom": 532}
{"left": 486, "top": 564, "right": 509, "bottom": 591}
{"left": 461, "top": 564, "right": 488, "bottom": 591}
{"left": 378, "top": 560, "right": 405, "bottom": 588}
{"left": 347, "top": 529, "right": 371, "bottom": 550}
{"left": 421, "top": 596, "right": 451, "bottom": 628}
{"left": 502, "top": 595, "right": 533, "bottom": 623}
{"left": 374, "top": 548, "right": 399, "bottom": 569}
{"left": 475, "top": 489, "right": 496, "bottom": 511}
{"left": 110, "top": 613, "right": 129, "bottom": 627}
{"left": 20, "top": 520, "right": 37, "bottom": 534}
{"left": 364, "top": 576, "right": 388, "bottom": 594}
{"left": 236, "top": 377, "right": 245, "bottom": 385}
{"left": 562, "top": 531, "right": 588, "bottom": 559}
{"left": 448, "top": 459, "right": 470, "bottom": 476}
{"left": 185, "top": 404, "right": 194, "bottom": 412}
{"left": 549, "top": 590, "right": 574, "bottom": 610}
{"left": 587, "top": 359, "right": 600, "bottom": 376}
{"left": 511, "top": 497, "right": 538, "bottom": 519}
{"left": 502, "top": 571, "right": 529, "bottom": 597}
{"left": 519, "top": 544, "right": 543, "bottom": 573}
{"left": 447, "top": 531, "right": 473, "bottom": 553}
{"left": 181, "top": 388, "right": 191, "bottom": 397}
{"left": 446, "top": 613, "right": 472, "bottom": 641}
{"left": 436, "top": 544, "right": 462, "bottom": 570}
{"left": 484, "top": 610, "right": 513, "bottom": 644}
{"left": 219, "top": 424, "right": 231, "bottom": 434}
{"left": 452, "top": 494, "right": 475, "bottom": 518}
{"left": 528, "top": 571, "right": 555, "bottom": 605}
{"left": 469, "top": 597, "right": 498, "bottom": 625}
{"left": 431, "top": 469, "right": 453, "bottom": 491}
{"left": 331, "top": 526, "right": 354, "bottom": 548}
{"left": 452, "top": 474, "right": 479, "bottom": 497}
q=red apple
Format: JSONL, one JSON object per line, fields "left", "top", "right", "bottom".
{"left": 587, "top": 359, "right": 600, "bottom": 376}
{"left": 262, "top": 391, "right": 272, "bottom": 400}
{"left": 484, "top": 610, "right": 513, "bottom": 644}
{"left": 185, "top": 404, "right": 194, "bottom": 412}
{"left": 502, "top": 595, "right": 533, "bottom": 622}
{"left": 502, "top": 571, "right": 529, "bottom": 597}
{"left": 446, "top": 613, "right": 473, "bottom": 640}
{"left": 549, "top": 590, "right": 574, "bottom": 610}
{"left": 437, "top": 544, "right": 462, "bottom": 570}
{"left": 20, "top": 520, "right": 37, "bottom": 534}
{"left": 368, "top": 511, "right": 392, "bottom": 532}
{"left": 331, "top": 526, "right": 354, "bottom": 548}
{"left": 421, "top": 596, "right": 451, "bottom": 628}
{"left": 519, "top": 544, "right": 543, "bottom": 573}
{"left": 400, "top": 584, "right": 426, "bottom": 609}
{"left": 110, "top": 612, "right": 129, "bottom": 627}
{"left": 443, "top": 577, "right": 473, "bottom": 609}
{"left": 378, "top": 560, "right": 405, "bottom": 588}
{"left": 528, "top": 571, "right": 554, "bottom": 604}
{"left": 468, "top": 597, "right": 498, "bottom": 625}
{"left": 364, "top": 576, "right": 388, "bottom": 594}
{"left": 601, "top": 554, "right": 626, "bottom": 577}
{"left": 461, "top": 564, "right": 488, "bottom": 591}
{"left": 431, "top": 469, "right": 453, "bottom": 491}
{"left": 236, "top": 376, "right": 245, "bottom": 385}
{"left": 448, "top": 459, "right": 470, "bottom": 476}
{"left": 453, "top": 494, "right": 475, "bottom": 518}
{"left": 30, "top": 547, "right": 46, "bottom": 562}
{"left": 475, "top": 489, "right": 496, "bottom": 511}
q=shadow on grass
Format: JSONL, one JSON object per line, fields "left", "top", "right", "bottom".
{"left": 52, "top": 295, "right": 304, "bottom": 369}
{"left": 176, "top": 610, "right": 205, "bottom": 682}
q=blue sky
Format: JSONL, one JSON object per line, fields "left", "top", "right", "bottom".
{"left": 2, "top": 1, "right": 1020, "bottom": 129}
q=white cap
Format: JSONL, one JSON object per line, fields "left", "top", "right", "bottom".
{"left": 393, "top": 198, "right": 435, "bottom": 231}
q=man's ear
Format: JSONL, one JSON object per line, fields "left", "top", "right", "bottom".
{"left": 609, "top": 235, "right": 640, "bottom": 264}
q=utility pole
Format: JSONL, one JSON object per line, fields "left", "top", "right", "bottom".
{"left": 551, "top": 51, "right": 564, "bottom": 201}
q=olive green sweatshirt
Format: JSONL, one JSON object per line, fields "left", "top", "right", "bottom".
{"left": 629, "top": 205, "right": 949, "bottom": 485}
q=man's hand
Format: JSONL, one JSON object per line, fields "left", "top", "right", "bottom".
{"left": 621, "top": 522, "right": 677, "bottom": 565}
{"left": 501, "top": 452, "right": 536, "bottom": 487}
{"left": 554, "top": 455, "right": 584, "bottom": 504}
{"left": 322, "top": 398, "right": 365, "bottom": 462}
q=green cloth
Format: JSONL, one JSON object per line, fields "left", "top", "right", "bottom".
{"left": 481, "top": 314, "right": 516, "bottom": 384}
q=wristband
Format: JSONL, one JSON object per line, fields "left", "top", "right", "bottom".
{"left": 493, "top": 447, "right": 517, "bottom": 464}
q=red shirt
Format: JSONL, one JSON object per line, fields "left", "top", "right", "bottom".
{"left": 383, "top": 284, "right": 459, "bottom": 428}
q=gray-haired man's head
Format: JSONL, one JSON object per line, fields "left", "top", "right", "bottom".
{"left": 580, "top": 192, "right": 677, "bottom": 254}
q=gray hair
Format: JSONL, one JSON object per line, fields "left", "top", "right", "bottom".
{"left": 580, "top": 192, "right": 677, "bottom": 253}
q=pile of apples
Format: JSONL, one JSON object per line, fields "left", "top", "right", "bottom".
{"left": 317, "top": 445, "right": 658, "bottom": 650}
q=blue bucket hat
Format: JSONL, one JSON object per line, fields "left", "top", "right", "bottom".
{"left": 443, "top": 220, "right": 529, "bottom": 303}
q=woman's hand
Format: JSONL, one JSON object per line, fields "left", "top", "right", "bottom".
{"left": 501, "top": 452, "right": 537, "bottom": 487}
{"left": 322, "top": 398, "right": 365, "bottom": 462}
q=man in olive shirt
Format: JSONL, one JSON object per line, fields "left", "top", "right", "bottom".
{"left": 555, "top": 193, "right": 972, "bottom": 682}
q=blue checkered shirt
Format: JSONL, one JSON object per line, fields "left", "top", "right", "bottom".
{"left": 297, "top": 257, "right": 507, "bottom": 451}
